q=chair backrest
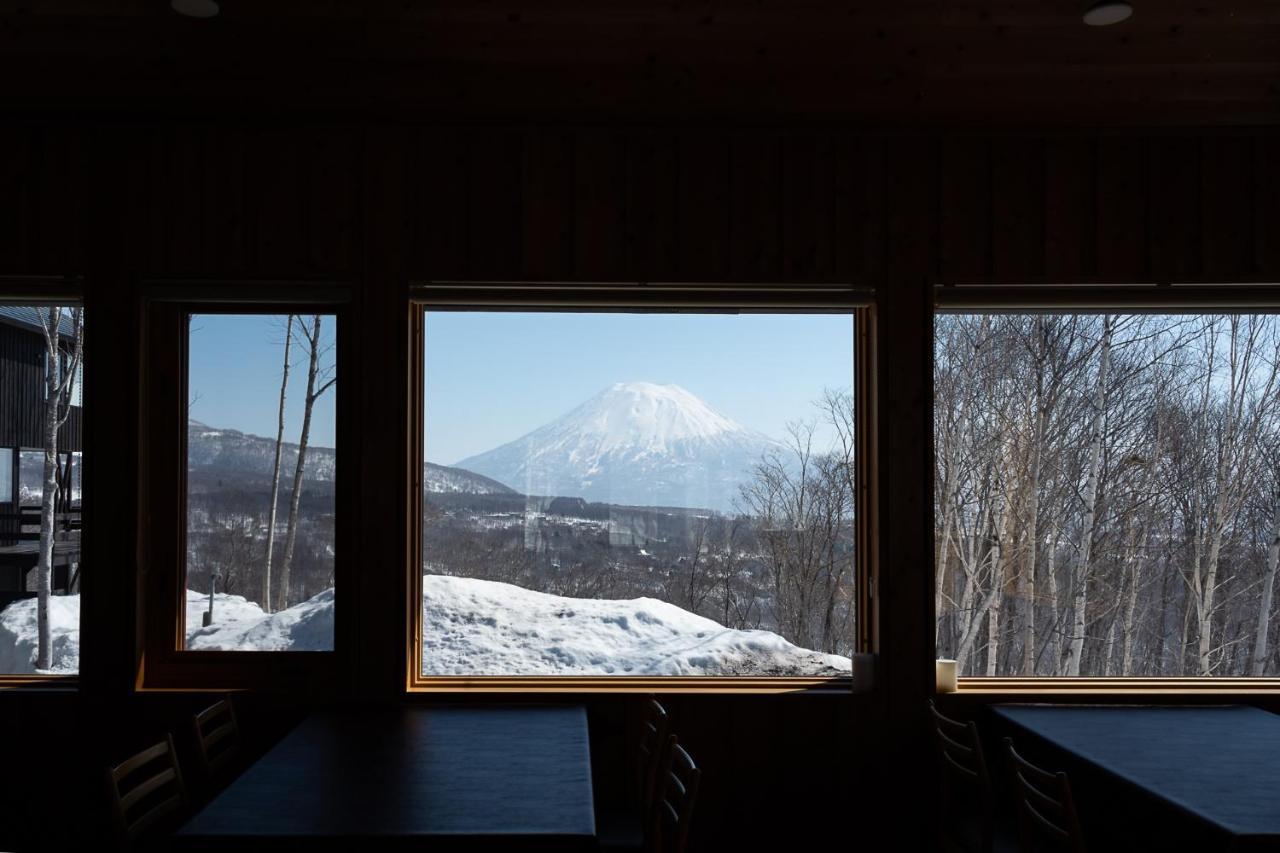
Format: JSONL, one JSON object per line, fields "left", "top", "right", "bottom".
{"left": 1004, "top": 738, "right": 1086, "bottom": 853}
{"left": 650, "top": 736, "right": 701, "bottom": 853}
{"left": 929, "top": 701, "right": 995, "bottom": 852}
{"left": 192, "top": 696, "right": 241, "bottom": 779}
{"left": 928, "top": 700, "right": 993, "bottom": 800}
{"left": 637, "top": 696, "right": 671, "bottom": 813}
{"left": 106, "top": 733, "right": 188, "bottom": 847}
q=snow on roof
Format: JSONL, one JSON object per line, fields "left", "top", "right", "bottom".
{"left": 0, "top": 305, "right": 78, "bottom": 341}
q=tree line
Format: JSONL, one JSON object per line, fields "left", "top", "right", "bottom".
{"left": 935, "top": 313, "right": 1280, "bottom": 677}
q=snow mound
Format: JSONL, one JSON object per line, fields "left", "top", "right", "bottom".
{"left": 185, "top": 588, "right": 334, "bottom": 652}
{"left": 0, "top": 595, "right": 80, "bottom": 674}
{"left": 0, "top": 577, "right": 850, "bottom": 677}
{"left": 421, "top": 575, "right": 851, "bottom": 677}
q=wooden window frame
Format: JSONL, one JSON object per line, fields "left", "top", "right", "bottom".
{"left": 407, "top": 281, "right": 875, "bottom": 694}
{"left": 0, "top": 276, "right": 84, "bottom": 689}
{"left": 138, "top": 281, "right": 352, "bottom": 691}
{"left": 933, "top": 277, "right": 1280, "bottom": 695}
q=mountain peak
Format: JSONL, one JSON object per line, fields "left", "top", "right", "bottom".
{"left": 456, "top": 382, "right": 776, "bottom": 510}
{"left": 573, "top": 381, "right": 744, "bottom": 449}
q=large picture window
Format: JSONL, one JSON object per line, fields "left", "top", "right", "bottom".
{"left": 935, "top": 310, "right": 1280, "bottom": 679}
{"left": 415, "top": 303, "right": 863, "bottom": 681}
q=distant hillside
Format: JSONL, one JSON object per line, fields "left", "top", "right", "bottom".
{"left": 187, "top": 420, "right": 514, "bottom": 494}
{"left": 422, "top": 461, "right": 516, "bottom": 495}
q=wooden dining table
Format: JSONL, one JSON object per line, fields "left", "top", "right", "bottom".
{"left": 175, "top": 704, "right": 596, "bottom": 851}
{"left": 994, "top": 704, "right": 1280, "bottom": 852}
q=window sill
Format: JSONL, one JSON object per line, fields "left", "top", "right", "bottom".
{"left": 0, "top": 675, "right": 78, "bottom": 691}
{"left": 949, "top": 677, "right": 1280, "bottom": 696}
{"left": 408, "top": 675, "right": 856, "bottom": 695}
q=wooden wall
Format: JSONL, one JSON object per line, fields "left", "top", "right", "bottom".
{"left": 3, "top": 121, "right": 1280, "bottom": 850}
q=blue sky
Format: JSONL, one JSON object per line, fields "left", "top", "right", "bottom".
{"left": 189, "top": 314, "right": 338, "bottom": 448}
{"left": 424, "top": 312, "right": 855, "bottom": 465}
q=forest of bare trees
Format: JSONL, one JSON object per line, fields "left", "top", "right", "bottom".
{"left": 935, "top": 313, "right": 1280, "bottom": 677}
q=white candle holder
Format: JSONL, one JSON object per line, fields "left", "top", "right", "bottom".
{"left": 935, "top": 659, "right": 958, "bottom": 693}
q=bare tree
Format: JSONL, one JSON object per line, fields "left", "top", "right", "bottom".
{"left": 261, "top": 315, "right": 294, "bottom": 613}
{"left": 34, "top": 307, "right": 84, "bottom": 670}
{"left": 1063, "top": 315, "right": 1113, "bottom": 676}
{"left": 1251, "top": 440, "right": 1280, "bottom": 675}
{"left": 278, "top": 315, "right": 335, "bottom": 610}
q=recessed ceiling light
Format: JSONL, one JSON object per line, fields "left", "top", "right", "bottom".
{"left": 171, "top": 0, "right": 220, "bottom": 18}
{"left": 1084, "top": 1, "right": 1133, "bottom": 26}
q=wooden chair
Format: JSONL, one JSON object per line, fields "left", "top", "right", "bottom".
{"left": 192, "top": 696, "right": 242, "bottom": 782}
{"left": 636, "top": 696, "right": 671, "bottom": 813}
{"left": 930, "top": 701, "right": 998, "bottom": 852}
{"left": 597, "top": 696, "right": 672, "bottom": 852}
{"left": 106, "top": 734, "right": 188, "bottom": 849}
{"left": 1004, "top": 738, "right": 1086, "bottom": 853}
{"left": 649, "top": 736, "right": 701, "bottom": 853}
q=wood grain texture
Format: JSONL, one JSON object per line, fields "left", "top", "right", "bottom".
{"left": 176, "top": 706, "right": 595, "bottom": 850}
{"left": 5, "top": 2, "right": 1280, "bottom": 126}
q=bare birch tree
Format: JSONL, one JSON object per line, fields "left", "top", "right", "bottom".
{"left": 261, "top": 314, "right": 294, "bottom": 613}
{"left": 34, "top": 307, "right": 84, "bottom": 671}
{"left": 278, "top": 314, "right": 336, "bottom": 610}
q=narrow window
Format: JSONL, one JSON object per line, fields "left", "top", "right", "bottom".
{"left": 183, "top": 313, "right": 337, "bottom": 652}
{"left": 0, "top": 305, "right": 84, "bottom": 675}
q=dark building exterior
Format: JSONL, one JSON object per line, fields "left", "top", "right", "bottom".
{"left": 0, "top": 306, "right": 83, "bottom": 598}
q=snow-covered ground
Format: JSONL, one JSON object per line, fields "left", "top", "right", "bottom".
{"left": 0, "top": 594, "right": 80, "bottom": 673}
{"left": 0, "top": 576, "right": 851, "bottom": 677}
{"left": 420, "top": 575, "right": 850, "bottom": 676}
{"left": 184, "top": 588, "right": 334, "bottom": 652}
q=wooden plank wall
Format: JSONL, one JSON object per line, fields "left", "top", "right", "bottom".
{"left": 2, "top": 122, "right": 1279, "bottom": 850}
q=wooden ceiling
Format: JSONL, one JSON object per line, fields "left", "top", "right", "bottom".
{"left": 2, "top": 0, "right": 1279, "bottom": 125}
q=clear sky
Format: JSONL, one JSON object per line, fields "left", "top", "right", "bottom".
{"left": 423, "top": 312, "right": 855, "bottom": 465}
{"left": 188, "top": 314, "right": 338, "bottom": 448}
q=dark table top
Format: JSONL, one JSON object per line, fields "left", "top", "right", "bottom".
{"left": 994, "top": 704, "right": 1280, "bottom": 841}
{"left": 177, "top": 705, "right": 596, "bottom": 851}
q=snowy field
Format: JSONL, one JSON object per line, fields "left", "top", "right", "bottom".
{"left": 0, "top": 576, "right": 851, "bottom": 677}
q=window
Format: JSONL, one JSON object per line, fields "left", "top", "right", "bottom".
{"left": 935, "top": 309, "right": 1280, "bottom": 679}
{"left": 183, "top": 313, "right": 337, "bottom": 652}
{"left": 0, "top": 304, "right": 84, "bottom": 676}
{"left": 414, "top": 299, "right": 865, "bottom": 683}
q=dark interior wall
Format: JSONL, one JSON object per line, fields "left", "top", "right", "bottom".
{"left": 3, "top": 122, "right": 1280, "bottom": 850}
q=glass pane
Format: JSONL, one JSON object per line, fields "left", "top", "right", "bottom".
{"left": 185, "top": 313, "right": 337, "bottom": 652}
{"left": 0, "top": 449, "right": 11, "bottom": 506}
{"left": 69, "top": 452, "right": 81, "bottom": 507}
{"left": 19, "top": 450, "right": 43, "bottom": 504}
{"left": 420, "top": 311, "right": 856, "bottom": 677}
{"left": 935, "top": 313, "right": 1280, "bottom": 677}
{"left": 0, "top": 306, "right": 84, "bottom": 674}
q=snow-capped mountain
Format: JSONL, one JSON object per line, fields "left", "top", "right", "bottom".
{"left": 188, "top": 420, "right": 512, "bottom": 494}
{"left": 454, "top": 382, "right": 778, "bottom": 511}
